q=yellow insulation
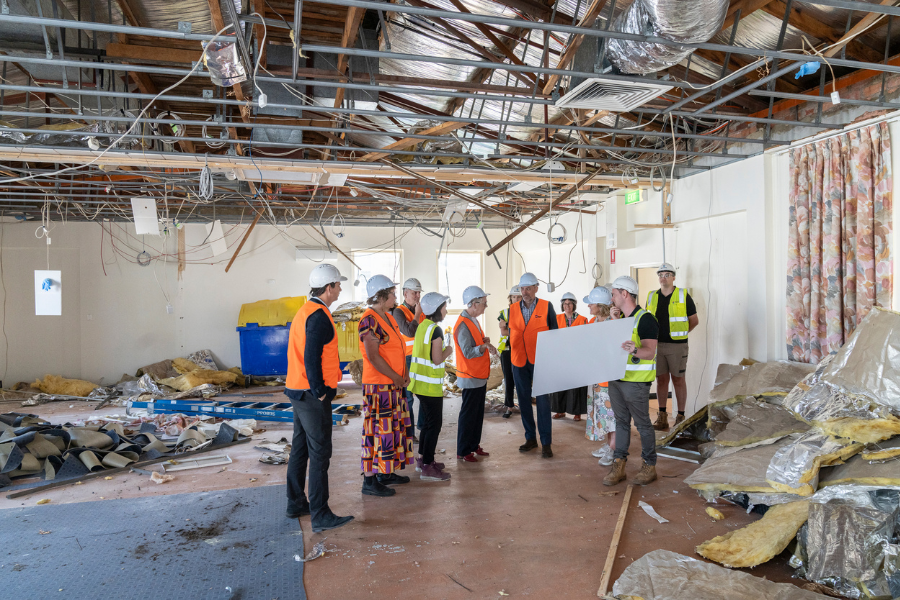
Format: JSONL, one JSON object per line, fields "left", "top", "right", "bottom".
{"left": 813, "top": 417, "right": 900, "bottom": 444}
{"left": 31, "top": 375, "right": 98, "bottom": 397}
{"left": 696, "top": 500, "right": 810, "bottom": 568}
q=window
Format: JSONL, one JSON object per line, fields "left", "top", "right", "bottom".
{"left": 352, "top": 250, "right": 402, "bottom": 301}
{"left": 438, "top": 251, "right": 483, "bottom": 312}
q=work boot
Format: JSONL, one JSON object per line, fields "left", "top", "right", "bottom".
{"left": 603, "top": 458, "right": 627, "bottom": 487}
{"left": 362, "top": 475, "right": 396, "bottom": 497}
{"left": 653, "top": 411, "right": 669, "bottom": 431}
{"left": 541, "top": 445, "right": 553, "bottom": 459}
{"left": 312, "top": 513, "right": 355, "bottom": 533}
{"left": 674, "top": 413, "right": 685, "bottom": 427}
{"left": 285, "top": 500, "right": 311, "bottom": 519}
{"left": 377, "top": 473, "right": 411, "bottom": 485}
{"left": 632, "top": 462, "right": 658, "bottom": 486}
{"left": 519, "top": 438, "right": 538, "bottom": 452}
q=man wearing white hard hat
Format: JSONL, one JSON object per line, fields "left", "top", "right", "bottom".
{"left": 646, "top": 263, "right": 698, "bottom": 430}
{"left": 454, "top": 285, "right": 497, "bottom": 462}
{"left": 497, "top": 285, "right": 521, "bottom": 418}
{"left": 393, "top": 277, "right": 426, "bottom": 440}
{"left": 604, "top": 275, "right": 660, "bottom": 487}
{"left": 284, "top": 264, "right": 354, "bottom": 532}
{"left": 508, "top": 272, "right": 559, "bottom": 458}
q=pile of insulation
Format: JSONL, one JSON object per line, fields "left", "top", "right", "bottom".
{"left": 681, "top": 308, "right": 900, "bottom": 599}
{"left": 0, "top": 411, "right": 248, "bottom": 489}
{"left": 18, "top": 349, "right": 244, "bottom": 406}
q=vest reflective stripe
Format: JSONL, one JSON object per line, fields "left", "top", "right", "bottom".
{"left": 647, "top": 287, "right": 690, "bottom": 340}
{"left": 453, "top": 315, "right": 491, "bottom": 380}
{"left": 508, "top": 299, "right": 550, "bottom": 368}
{"left": 622, "top": 308, "right": 657, "bottom": 383}
{"left": 397, "top": 304, "right": 424, "bottom": 356}
{"left": 498, "top": 308, "right": 510, "bottom": 352}
{"left": 286, "top": 301, "right": 342, "bottom": 390}
{"left": 359, "top": 309, "right": 406, "bottom": 386}
{"left": 408, "top": 320, "right": 445, "bottom": 396}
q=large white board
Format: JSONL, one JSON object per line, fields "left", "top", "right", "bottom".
{"left": 532, "top": 317, "right": 634, "bottom": 396}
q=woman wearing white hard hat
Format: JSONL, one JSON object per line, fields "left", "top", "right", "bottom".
{"left": 358, "top": 274, "right": 414, "bottom": 497}
{"left": 583, "top": 286, "right": 618, "bottom": 467}
{"left": 551, "top": 292, "right": 590, "bottom": 421}
{"left": 497, "top": 285, "right": 521, "bottom": 418}
{"left": 454, "top": 285, "right": 497, "bottom": 462}
{"left": 407, "top": 292, "right": 453, "bottom": 482}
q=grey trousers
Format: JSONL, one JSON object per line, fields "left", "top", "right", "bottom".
{"left": 608, "top": 380, "right": 657, "bottom": 466}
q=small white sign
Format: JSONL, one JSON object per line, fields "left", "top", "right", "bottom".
{"left": 131, "top": 197, "right": 160, "bottom": 236}
{"left": 35, "top": 270, "right": 62, "bottom": 316}
{"left": 532, "top": 317, "right": 635, "bottom": 396}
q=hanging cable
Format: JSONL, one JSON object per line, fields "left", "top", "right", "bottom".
{"left": 198, "top": 156, "right": 214, "bottom": 202}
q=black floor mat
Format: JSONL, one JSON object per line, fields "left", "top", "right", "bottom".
{"left": 1, "top": 484, "right": 306, "bottom": 600}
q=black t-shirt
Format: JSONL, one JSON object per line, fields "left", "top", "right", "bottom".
{"left": 429, "top": 326, "right": 444, "bottom": 345}
{"left": 630, "top": 305, "right": 659, "bottom": 341}
{"left": 653, "top": 290, "right": 697, "bottom": 344}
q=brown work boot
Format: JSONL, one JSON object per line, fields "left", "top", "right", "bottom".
{"left": 674, "top": 413, "right": 685, "bottom": 427}
{"left": 633, "top": 462, "right": 657, "bottom": 485}
{"left": 653, "top": 411, "right": 669, "bottom": 431}
{"left": 603, "top": 458, "right": 627, "bottom": 487}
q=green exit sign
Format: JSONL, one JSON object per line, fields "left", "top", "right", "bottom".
{"left": 624, "top": 189, "right": 644, "bottom": 205}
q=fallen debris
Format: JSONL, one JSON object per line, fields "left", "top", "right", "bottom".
{"left": 150, "top": 471, "right": 174, "bottom": 484}
{"left": 259, "top": 453, "right": 287, "bottom": 465}
{"left": 705, "top": 507, "right": 725, "bottom": 521}
{"left": 638, "top": 501, "right": 669, "bottom": 524}
{"left": 299, "top": 541, "right": 326, "bottom": 562}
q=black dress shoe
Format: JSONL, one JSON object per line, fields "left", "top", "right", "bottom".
{"left": 377, "top": 473, "right": 411, "bottom": 485}
{"left": 286, "top": 501, "right": 311, "bottom": 518}
{"left": 312, "top": 513, "right": 355, "bottom": 533}
{"left": 518, "top": 438, "right": 538, "bottom": 452}
{"left": 542, "top": 445, "right": 553, "bottom": 459}
{"left": 362, "top": 475, "right": 396, "bottom": 497}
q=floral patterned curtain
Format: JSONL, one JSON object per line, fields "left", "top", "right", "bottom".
{"left": 786, "top": 122, "right": 893, "bottom": 363}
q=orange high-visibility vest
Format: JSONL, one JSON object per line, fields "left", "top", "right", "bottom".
{"left": 397, "top": 304, "right": 424, "bottom": 357}
{"left": 359, "top": 308, "right": 406, "bottom": 386}
{"left": 508, "top": 299, "right": 550, "bottom": 368}
{"left": 556, "top": 313, "right": 588, "bottom": 328}
{"left": 453, "top": 315, "right": 491, "bottom": 380}
{"left": 286, "top": 301, "right": 342, "bottom": 390}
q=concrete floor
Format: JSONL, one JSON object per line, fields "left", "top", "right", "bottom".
{"left": 0, "top": 383, "right": 805, "bottom": 599}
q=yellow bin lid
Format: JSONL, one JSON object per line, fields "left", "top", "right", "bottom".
{"left": 237, "top": 296, "right": 307, "bottom": 328}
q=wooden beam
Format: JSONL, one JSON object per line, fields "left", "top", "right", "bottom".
{"left": 541, "top": 0, "right": 608, "bottom": 94}
{"left": 597, "top": 484, "right": 634, "bottom": 597}
{"left": 225, "top": 210, "right": 262, "bottom": 272}
{"left": 106, "top": 42, "right": 201, "bottom": 64}
{"left": 333, "top": 6, "right": 366, "bottom": 108}
{"left": 486, "top": 169, "right": 601, "bottom": 256}
{"left": 721, "top": 0, "right": 776, "bottom": 34}
{"left": 763, "top": 1, "right": 883, "bottom": 63}
{"left": 252, "top": 0, "right": 267, "bottom": 70}
{"left": 823, "top": 0, "right": 894, "bottom": 59}
{"left": 359, "top": 121, "right": 468, "bottom": 161}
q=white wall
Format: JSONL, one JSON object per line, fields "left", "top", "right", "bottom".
{"left": 0, "top": 219, "right": 516, "bottom": 385}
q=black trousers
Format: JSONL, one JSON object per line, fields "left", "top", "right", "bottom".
{"left": 415, "top": 394, "right": 443, "bottom": 465}
{"left": 286, "top": 390, "right": 333, "bottom": 523}
{"left": 457, "top": 385, "right": 486, "bottom": 456}
{"left": 500, "top": 349, "right": 515, "bottom": 408}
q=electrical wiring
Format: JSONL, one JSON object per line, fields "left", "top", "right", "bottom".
{"left": 250, "top": 12, "right": 268, "bottom": 106}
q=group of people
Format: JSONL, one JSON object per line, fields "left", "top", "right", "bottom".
{"left": 280, "top": 261, "right": 697, "bottom": 533}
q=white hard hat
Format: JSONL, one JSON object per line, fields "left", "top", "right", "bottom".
{"left": 462, "top": 285, "right": 489, "bottom": 305}
{"left": 402, "top": 277, "right": 423, "bottom": 292}
{"left": 366, "top": 274, "right": 398, "bottom": 298}
{"left": 508, "top": 285, "right": 521, "bottom": 296}
{"left": 561, "top": 292, "right": 577, "bottom": 302}
{"left": 657, "top": 262, "right": 676, "bottom": 274}
{"left": 583, "top": 286, "right": 612, "bottom": 305}
{"left": 309, "top": 263, "right": 347, "bottom": 288}
{"left": 519, "top": 272, "right": 539, "bottom": 287}
{"left": 420, "top": 292, "right": 450, "bottom": 315}
{"left": 612, "top": 275, "right": 639, "bottom": 295}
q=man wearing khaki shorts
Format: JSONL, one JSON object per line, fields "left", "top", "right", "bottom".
{"left": 646, "top": 263, "right": 698, "bottom": 430}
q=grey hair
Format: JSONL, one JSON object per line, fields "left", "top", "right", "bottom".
{"left": 467, "top": 297, "right": 486, "bottom": 309}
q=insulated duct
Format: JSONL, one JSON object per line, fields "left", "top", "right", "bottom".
{"left": 606, "top": 0, "right": 729, "bottom": 75}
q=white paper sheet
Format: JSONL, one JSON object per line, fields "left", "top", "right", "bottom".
{"left": 532, "top": 317, "right": 634, "bottom": 396}
{"left": 131, "top": 197, "right": 160, "bottom": 236}
{"left": 204, "top": 220, "right": 228, "bottom": 256}
{"left": 35, "top": 270, "right": 62, "bottom": 316}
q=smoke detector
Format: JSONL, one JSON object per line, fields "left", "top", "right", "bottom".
{"left": 555, "top": 77, "right": 673, "bottom": 112}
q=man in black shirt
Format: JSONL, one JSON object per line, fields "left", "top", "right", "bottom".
{"left": 646, "top": 263, "right": 699, "bottom": 430}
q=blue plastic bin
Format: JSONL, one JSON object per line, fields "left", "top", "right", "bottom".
{"left": 236, "top": 322, "right": 291, "bottom": 376}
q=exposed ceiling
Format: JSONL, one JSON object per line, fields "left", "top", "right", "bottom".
{"left": 0, "top": 0, "right": 899, "bottom": 232}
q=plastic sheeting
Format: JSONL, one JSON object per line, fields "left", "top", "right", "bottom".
{"left": 611, "top": 549, "right": 830, "bottom": 599}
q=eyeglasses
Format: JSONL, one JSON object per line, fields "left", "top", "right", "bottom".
{"left": 658, "top": 272, "right": 674, "bottom": 278}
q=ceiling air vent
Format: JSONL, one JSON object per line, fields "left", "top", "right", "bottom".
{"left": 554, "top": 78, "right": 673, "bottom": 112}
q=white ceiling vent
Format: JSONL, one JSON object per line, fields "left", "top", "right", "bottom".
{"left": 555, "top": 78, "right": 673, "bottom": 112}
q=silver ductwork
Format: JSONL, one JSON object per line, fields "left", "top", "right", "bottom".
{"left": 606, "top": 0, "right": 729, "bottom": 75}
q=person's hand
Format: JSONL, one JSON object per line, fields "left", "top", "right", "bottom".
{"left": 414, "top": 302, "right": 423, "bottom": 317}
{"left": 401, "top": 374, "right": 411, "bottom": 388}
{"left": 487, "top": 344, "right": 499, "bottom": 358}
{"left": 610, "top": 306, "right": 622, "bottom": 319}
{"left": 622, "top": 341, "right": 636, "bottom": 354}
{"left": 482, "top": 336, "right": 491, "bottom": 344}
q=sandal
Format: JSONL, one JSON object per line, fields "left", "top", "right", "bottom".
{"left": 552, "top": 413, "right": 565, "bottom": 419}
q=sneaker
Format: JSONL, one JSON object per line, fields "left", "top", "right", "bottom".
{"left": 420, "top": 463, "right": 451, "bottom": 481}
{"left": 312, "top": 513, "right": 355, "bottom": 533}
{"left": 518, "top": 438, "right": 538, "bottom": 452}
{"left": 632, "top": 462, "right": 657, "bottom": 486}
{"left": 598, "top": 446, "right": 614, "bottom": 467}
{"left": 541, "top": 445, "right": 553, "bottom": 459}
{"left": 591, "top": 445, "right": 607, "bottom": 458}
{"left": 416, "top": 457, "right": 445, "bottom": 472}
{"left": 457, "top": 453, "right": 478, "bottom": 462}
{"left": 285, "top": 501, "right": 311, "bottom": 519}
{"left": 653, "top": 412, "right": 669, "bottom": 431}
{"left": 362, "top": 475, "right": 396, "bottom": 497}
{"left": 475, "top": 446, "right": 490, "bottom": 456}
{"left": 377, "top": 473, "right": 411, "bottom": 485}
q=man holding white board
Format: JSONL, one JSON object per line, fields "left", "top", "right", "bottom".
{"left": 603, "top": 276, "right": 660, "bottom": 487}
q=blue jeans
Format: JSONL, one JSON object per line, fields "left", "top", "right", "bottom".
{"left": 512, "top": 362, "right": 552, "bottom": 446}
{"left": 404, "top": 355, "right": 424, "bottom": 431}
